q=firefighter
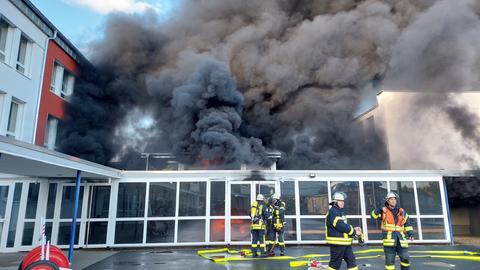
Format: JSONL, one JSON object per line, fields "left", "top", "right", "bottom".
{"left": 326, "top": 192, "right": 361, "bottom": 270}
{"left": 267, "top": 193, "right": 286, "bottom": 256}
{"left": 371, "top": 192, "right": 414, "bottom": 270}
{"left": 250, "top": 194, "right": 270, "bottom": 257}
{"left": 266, "top": 195, "right": 275, "bottom": 255}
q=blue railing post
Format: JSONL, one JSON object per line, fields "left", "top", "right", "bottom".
{"left": 68, "top": 170, "right": 82, "bottom": 266}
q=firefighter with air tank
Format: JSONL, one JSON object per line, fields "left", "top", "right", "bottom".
{"left": 266, "top": 193, "right": 286, "bottom": 256}
{"left": 250, "top": 193, "right": 270, "bottom": 257}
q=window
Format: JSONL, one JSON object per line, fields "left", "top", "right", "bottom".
{"left": 148, "top": 182, "right": 176, "bottom": 217}
{"left": 363, "top": 181, "right": 388, "bottom": 214}
{"left": 210, "top": 219, "right": 224, "bottom": 242}
{"left": 0, "top": 18, "right": 12, "bottom": 63}
{"left": 44, "top": 116, "right": 59, "bottom": 150}
{"left": 230, "top": 184, "right": 250, "bottom": 216}
{"left": 301, "top": 218, "right": 325, "bottom": 240}
{"left": 390, "top": 181, "right": 417, "bottom": 215}
{"left": 115, "top": 221, "right": 143, "bottom": 244}
{"left": 230, "top": 219, "right": 250, "bottom": 241}
{"left": 147, "top": 220, "right": 175, "bottom": 243}
{"left": 50, "top": 62, "right": 61, "bottom": 94}
{"left": 299, "top": 181, "right": 328, "bottom": 215}
{"left": 16, "top": 35, "right": 31, "bottom": 74}
{"left": 7, "top": 100, "right": 23, "bottom": 138}
{"left": 117, "top": 183, "right": 145, "bottom": 218}
{"left": 416, "top": 181, "right": 443, "bottom": 215}
{"left": 280, "top": 181, "right": 296, "bottom": 215}
{"left": 86, "top": 222, "right": 108, "bottom": 245}
{"left": 50, "top": 61, "right": 75, "bottom": 98}
{"left": 178, "top": 220, "right": 205, "bottom": 243}
{"left": 61, "top": 70, "right": 75, "bottom": 98}
{"left": 0, "top": 185, "right": 9, "bottom": 245}
{"left": 284, "top": 218, "right": 297, "bottom": 241}
{"left": 25, "top": 183, "right": 40, "bottom": 219}
{"left": 58, "top": 222, "right": 80, "bottom": 245}
{"left": 60, "top": 186, "right": 84, "bottom": 219}
{"left": 178, "top": 182, "right": 206, "bottom": 216}
{"left": 210, "top": 182, "right": 225, "bottom": 216}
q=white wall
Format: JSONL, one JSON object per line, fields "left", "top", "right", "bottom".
{"left": 0, "top": 1, "right": 48, "bottom": 143}
{"left": 367, "top": 91, "right": 480, "bottom": 170}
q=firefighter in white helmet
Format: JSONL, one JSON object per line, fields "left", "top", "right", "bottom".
{"left": 326, "top": 192, "right": 361, "bottom": 270}
{"left": 250, "top": 194, "right": 270, "bottom": 257}
{"left": 371, "top": 192, "right": 414, "bottom": 270}
{"left": 266, "top": 193, "right": 286, "bottom": 256}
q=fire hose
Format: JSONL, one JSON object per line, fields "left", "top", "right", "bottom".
{"left": 197, "top": 247, "right": 480, "bottom": 265}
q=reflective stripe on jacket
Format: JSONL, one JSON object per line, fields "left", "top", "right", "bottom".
{"left": 371, "top": 206, "right": 414, "bottom": 248}
{"left": 326, "top": 205, "right": 354, "bottom": 246}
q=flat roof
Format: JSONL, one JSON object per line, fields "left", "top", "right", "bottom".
{"left": 0, "top": 136, "right": 121, "bottom": 179}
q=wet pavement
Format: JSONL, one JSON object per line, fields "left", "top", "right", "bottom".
{"left": 84, "top": 245, "right": 480, "bottom": 270}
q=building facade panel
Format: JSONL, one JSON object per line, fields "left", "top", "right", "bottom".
{"left": 35, "top": 39, "right": 79, "bottom": 148}
{"left": 0, "top": 1, "right": 49, "bottom": 143}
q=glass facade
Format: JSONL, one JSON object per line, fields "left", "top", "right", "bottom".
{"left": 0, "top": 175, "right": 451, "bottom": 250}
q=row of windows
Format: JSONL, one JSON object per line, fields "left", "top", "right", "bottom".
{"left": 0, "top": 16, "right": 76, "bottom": 95}
{"left": 0, "top": 179, "right": 448, "bottom": 249}
{"left": 114, "top": 180, "right": 444, "bottom": 218}
{"left": 0, "top": 17, "right": 32, "bottom": 76}
{"left": 0, "top": 13, "right": 75, "bottom": 145}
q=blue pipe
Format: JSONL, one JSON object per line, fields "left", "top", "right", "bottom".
{"left": 443, "top": 178, "right": 454, "bottom": 245}
{"left": 68, "top": 170, "right": 82, "bottom": 265}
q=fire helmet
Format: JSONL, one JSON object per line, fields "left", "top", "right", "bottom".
{"left": 385, "top": 192, "right": 398, "bottom": 203}
{"left": 332, "top": 192, "right": 347, "bottom": 202}
{"left": 256, "top": 194, "right": 265, "bottom": 201}
{"left": 272, "top": 193, "right": 280, "bottom": 200}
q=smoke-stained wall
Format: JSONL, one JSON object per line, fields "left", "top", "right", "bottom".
{"left": 59, "top": 0, "right": 480, "bottom": 170}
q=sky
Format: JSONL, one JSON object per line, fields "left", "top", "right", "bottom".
{"left": 29, "top": 0, "right": 177, "bottom": 55}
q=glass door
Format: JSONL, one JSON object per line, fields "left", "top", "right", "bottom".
{"left": 84, "top": 185, "right": 111, "bottom": 247}
{"left": 0, "top": 184, "right": 11, "bottom": 250}
{"left": 228, "top": 182, "right": 251, "bottom": 243}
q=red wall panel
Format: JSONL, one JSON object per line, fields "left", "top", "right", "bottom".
{"left": 35, "top": 40, "right": 80, "bottom": 146}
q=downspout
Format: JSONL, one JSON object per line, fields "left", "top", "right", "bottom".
{"left": 32, "top": 29, "right": 57, "bottom": 145}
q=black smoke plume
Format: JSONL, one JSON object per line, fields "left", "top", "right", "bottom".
{"left": 59, "top": 0, "right": 480, "bottom": 170}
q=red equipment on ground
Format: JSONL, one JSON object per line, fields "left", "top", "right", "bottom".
{"left": 20, "top": 245, "right": 70, "bottom": 270}
{"left": 19, "top": 218, "right": 71, "bottom": 270}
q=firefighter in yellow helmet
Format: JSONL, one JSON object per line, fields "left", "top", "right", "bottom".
{"left": 371, "top": 192, "right": 414, "bottom": 270}
{"left": 326, "top": 192, "right": 361, "bottom": 270}
{"left": 250, "top": 194, "right": 270, "bottom": 257}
